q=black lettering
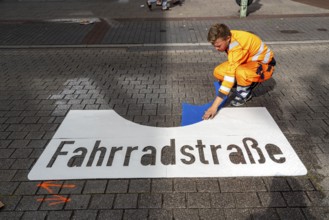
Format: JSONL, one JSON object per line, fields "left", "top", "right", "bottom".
{"left": 141, "top": 146, "right": 156, "bottom": 166}
{"left": 124, "top": 146, "right": 138, "bottom": 166}
{"left": 87, "top": 141, "right": 107, "bottom": 167}
{"left": 67, "top": 147, "right": 87, "bottom": 167}
{"left": 107, "top": 147, "right": 123, "bottom": 166}
{"left": 196, "top": 140, "right": 209, "bottom": 164}
{"left": 161, "top": 139, "right": 176, "bottom": 165}
{"left": 227, "top": 144, "right": 247, "bottom": 164}
{"left": 211, "top": 145, "right": 221, "bottom": 164}
{"left": 180, "top": 145, "right": 195, "bottom": 164}
{"left": 266, "top": 144, "right": 286, "bottom": 163}
{"left": 243, "top": 138, "right": 265, "bottom": 164}
{"left": 47, "top": 141, "right": 73, "bottom": 167}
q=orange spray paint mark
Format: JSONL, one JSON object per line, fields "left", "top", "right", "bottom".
{"left": 36, "top": 181, "right": 76, "bottom": 206}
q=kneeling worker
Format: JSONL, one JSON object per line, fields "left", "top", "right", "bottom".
{"left": 203, "top": 23, "right": 276, "bottom": 120}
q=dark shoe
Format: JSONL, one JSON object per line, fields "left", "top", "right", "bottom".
{"left": 146, "top": 1, "right": 152, "bottom": 10}
{"left": 230, "top": 93, "right": 253, "bottom": 107}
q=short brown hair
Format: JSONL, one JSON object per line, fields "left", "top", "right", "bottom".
{"left": 207, "top": 24, "right": 231, "bottom": 44}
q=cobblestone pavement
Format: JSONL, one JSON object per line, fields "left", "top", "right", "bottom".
{"left": 1, "top": 42, "right": 329, "bottom": 219}
{"left": 1, "top": 16, "right": 329, "bottom": 46}
{"left": 1, "top": 0, "right": 329, "bottom": 219}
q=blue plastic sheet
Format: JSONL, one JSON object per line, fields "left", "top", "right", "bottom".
{"left": 181, "top": 82, "right": 228, "bottom": 126}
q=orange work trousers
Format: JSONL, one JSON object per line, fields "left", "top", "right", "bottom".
{"left": 213, "top": 61, "right": 275, "bottom": 87}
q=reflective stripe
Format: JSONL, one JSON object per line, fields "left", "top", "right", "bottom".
{"left": 251, "top": 42, "right": 264, "bottom": 61}
{"left": 220, "top": 85, "right": 231, "bottom": 93}
{"left": 262, "top": 48, "right": 272, "bottom": 64}
{"left": 228, "top": 41, "right": 239, "bottom": 51}
{"left": 224, "top": 75, "right": 235, "bottom": 83}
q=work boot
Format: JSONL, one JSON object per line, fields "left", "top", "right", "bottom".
{"left": 146, "top": 0, "right": 152, "bottom": 10}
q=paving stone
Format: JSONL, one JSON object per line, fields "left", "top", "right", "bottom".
{"left": 106, "top": 180, "right": 129, "bottom": 193}
{"left": 187, "top": 192, "right": 211, "bottom": 208}
{"left": 114, "top": 194, "right": 138, "bottom": 209}
{"left": 0, "top": 212, "right": 23, "bottom": 220}
{"left": 174, "top": 179, "right": 197, "bottom": 192}
{"left": 163, "top": 193, "right": 186, "bottom": 209}
{"left": 152, "top": 179, "right": 173, "bottom": 192}
{"left": 282, "top": 192, "right": 312, "bottom": 207}
{"left": 224, "top": 208, "right": 252, "bottom": 220}
{"left": 234, "top": 193, "right": 262, "bottom": 208}
{"left": 199, "top": 208, "right": 226, "bottom": 220}
{"left": 195, "top": 179, "right": 220, "bottom": 192}
{"left": 64, "top": 195, "right": 91, "bottom": 210}
{"left": 123, "top": 209, "right": 148, "bottom": 220}
{"left": 173, "top": 209, "right": 199, "bottom": 220}
{"left": 83, "top": 180, "right": 107, "bottom": 194}
{"left": 89, "top": 194, "right": 115, "bottom": 209}
{"left": 276, "top": 208, "right": 306, "bottom": 220}
{"left": 71, "top": 210, "right": 98, "bottom": 220}
{"left": 210, "top": 192, "right": 235, "bottom": 208}
{"left": 302, "top": 207, "right": 329, "bottom": 220}
{"left": 14, "top": 181, "right": 39, "bottom": 195}
{"left": 258, "top": 192, "right": 287, "bottom": 207}
{"left": 98, "top": 210, "right": 124, "bottom": 220}
{"left": 138, "top": 193, "right": 162, "bottom": 208}
{"left": 0, "top": 170, "right": 17, "bottom": 181}
{"left": 15, "top": 195, "right": 42, "bottom": 211}
{"left": 21, "top": 211, "right": 48, "bottom": 220}
{"left": 251, "top": 208, "right": 280, "bottom": 220}
{"left": 0, "top": 195, "right": 22, "bottom": 211}
{"left": 47, "top": 211, "right": 73, "bottom": 220}
{"left": 129, "top": 179, "right": 151, "bottom": 193}
{"left": 149, "top": 209, "right": 173, "bottom": 220}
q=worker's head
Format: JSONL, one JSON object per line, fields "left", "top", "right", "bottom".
{"left": 208, "top": 24, "right": 231, "bottom": 52}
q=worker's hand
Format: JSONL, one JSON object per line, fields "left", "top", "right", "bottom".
{"left": 202, "top": 106, "right": 217, "bottom": 120}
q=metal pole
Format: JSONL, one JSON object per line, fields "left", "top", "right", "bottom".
{"left": 240, "top": 0, "right": 248, "bottom": 18}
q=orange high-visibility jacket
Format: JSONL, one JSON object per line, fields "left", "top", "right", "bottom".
{"left": 218, "top": 30, "right": 274, "bottom": 96}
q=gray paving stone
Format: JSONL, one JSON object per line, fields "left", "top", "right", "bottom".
{"left": 224, "top": 208, "right": 252, "bottom": 220}
{"left": 71, "top": 210, "right": 98, "bottom": 220}
{"left": 47, "top": 211, "right": 73, "bottom": 220}
{"left": 258, "top": 192, "right": 287, "bottom": 208}
{"left": 195, "top": 179, "right": 220, "bottom": 192}
{"left": 199, "top": 208, "right": 226, "bottom": 220}
{"left": 0, "top": 211, "right": 23, "bottom": 220}
{"left": 163, "top": 193, "right": 186, "bottom": 209}
{"left": 64, "top": 195, "right": 91, "bottom": 210}
{"left": 276, "top": 208, "right": 306, "bottom": 220}
{"left": 21, "top": 211, "right": 48, "bottom": 220}
{"left": 129, "top": 179, "right": 151, "bottom": 193}
{"left": 106, "top": 180, "right": 129, "bottom": 193}
{"left": 149, "top": 209, "right": 173, "bottom": 220}
{"left": 187, "top": 192, "right": 211, "bottom": 208}
{"left": 174, "top": 179, "right": 197, "bottom": 192}
{"left": 0, "top": 170, "right": 17, "bottom": 181}
{"left": 234, "top": 193, "right": 262, "bottom": 208}
{"left": 123, "top": 209, "right": 148, "bottom": 220}
{"left": 114, "top": 194, "right": 138, "bottom": 209}
{"left": 138, "top": 193, "right": 162, "bottom": 208}
{"left": 210, "top": 193, "right": 235, "bottom": 208}
{"left": 251, "top": 208, "right": 280, "bottom": 220}
{"left": 83, "top": 180, "right": 107, "bottom": 194}
{"left": 282, "top": 192, "right": 312, "bottom": 207}
{"left": 173, "top": 209, "right": 199, "bottom": 220}
{"left": 15, "top": 195, "right": 42, "bottom": 211}
{"left": 14, "top": 181, "right": 39, "bottom": 195}
{"left": 152, "top": 179, "right": 173, "bottom": 192}
{"left": 89, "top": 194, "right": 115, "bottom": 209}
{"left": 98, "top": 210, "right": 124, "bottom": 220}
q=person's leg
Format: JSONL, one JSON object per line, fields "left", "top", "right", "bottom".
{"left": 213, "top": 61, "right": 230, "bottom": 84}
{"left": 162, "top": 0, "right": 169, "bottom": 10}
{"left": 231, "top": 62, "right": 261, "bottom": 106}
{"left": 147, "top": 0, "right": 157, "bottom": 10}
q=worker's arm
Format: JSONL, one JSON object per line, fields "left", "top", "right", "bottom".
{"left": 202, "top": 96, "right": 223, "bottom": 120}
